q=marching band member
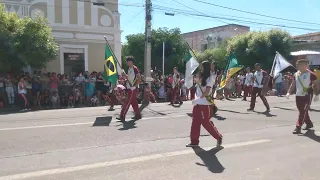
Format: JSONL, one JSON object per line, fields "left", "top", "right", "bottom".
{"left": 243, "top": 67, "right": 253, "bottom": 101}
{"left": 186, "top": 61, "right": 222, "bottom": 148}
{"left": 287, "top": 59, "right": 319, "bottom": 134}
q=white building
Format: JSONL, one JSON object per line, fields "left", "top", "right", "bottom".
{"left": 1, "top": 0, "right": 122, "bottom": 75}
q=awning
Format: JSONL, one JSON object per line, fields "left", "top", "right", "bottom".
{"left": 291, "top": 50, "right": 320, "bottom": 56}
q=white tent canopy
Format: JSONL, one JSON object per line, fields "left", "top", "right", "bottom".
{"left": 290, "top": 50, "right": 320, "bottom": 56}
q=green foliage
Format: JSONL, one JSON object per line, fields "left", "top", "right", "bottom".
{"left": 123, "top": 28, "right": 188, "bottom": 74}
{"left": 226, "top": 29, "right": 292, "bottom": 69}
{"left": 0, "top": 4, "right": 58, "bottom": 73}
{"left": 196, "top": 38, "right": 230, "bottom": 69}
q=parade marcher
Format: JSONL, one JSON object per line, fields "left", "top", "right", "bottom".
{"left": 287, "top": 59, "right": 319, "bottom": 134}
{"left": 170, "top": 67, "right": 183, "bottom": 105}
{"left": 186, "top": 61, "right": 223, "bottom": 148}
{"left": 243, "top": 67, "right": 253, "bottom": 101}
{"left": 116, "top": 56, "right": 141, "bottom": 121}
{"left": 103, "top": 83, "right": 117, "bottom": 111}
{"left": 210, "top": 62, "right": 218, "bottom": 115}
{"left": 248, "top": 63, "right": 270, "bottom": 112}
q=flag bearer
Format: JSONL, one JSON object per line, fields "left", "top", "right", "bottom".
{"left": 210, "top": 62, "right": 218, "bottom": 115}
{"left": 287, "top": 59, "right": 319, "bottom": 134}
{"left": 116, "top": 56, "right": 141, "bottom": 121}
{"left": 186, "top": 61, "right": 222, "bottom": 148}
{"left": 247, "top": 63, "right": 270, "bottom": 112}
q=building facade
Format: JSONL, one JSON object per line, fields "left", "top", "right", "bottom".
{"left": 1, "top": 0, "right": 122, "bottom": 75}
{"left": 181, "top": 24, "right": 250, "bottom": 52}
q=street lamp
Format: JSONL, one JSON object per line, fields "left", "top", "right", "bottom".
{"left": 165, "top": 12, "right": 175, "bottom": 16}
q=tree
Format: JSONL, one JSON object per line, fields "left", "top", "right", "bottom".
{"left": 123, "top": 28, "right": 188, "bottom": 74}
{"left": 0, "top": 5, "right": 58, "bottom": 73}
{"left": 196, "top": 38, "right": 230, "bottom": 69}
{"left": 226, "top": 29, "right": 292, "bottom": 69}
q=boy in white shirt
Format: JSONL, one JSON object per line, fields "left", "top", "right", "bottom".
{"left": 287, "top": 59, "right": 319, "bottom": 134}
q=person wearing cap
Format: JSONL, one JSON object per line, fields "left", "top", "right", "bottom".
{"left": 286, "top": 59, "right": 319, "bottom": 134}
{"left": 248, "top": 63, "right": 270, "bottom": 112}
{"left": 170, "top": 67, "right": 183, "bottom": 105}
{"left": 116, "top": 56, "right": 141, "bottom": 121}
{"left": 243, "top": 67, "right": 253, "bottom": 101}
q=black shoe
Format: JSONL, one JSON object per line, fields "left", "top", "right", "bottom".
{"left": 303, "top": 124, "right": 314, "bottom": 130}
{"left": 242, "top": 99, "right": 247, "bottom": 101}
{"left": 217, "top": 137, "right": 223, "bottom": 147}
{"left": 116, "top": 115, "right": 125, "bottom": 122}
{"left": 247, "top": 108, "right": 254, "bottom": 112}
{"left": 292, "top": 127, "right": 302, "bottom": 134}
{"left": 265, "top": 108, "right": 270, "bottom": 112}
{"left": 179, "top": 101, "right": 183, "bottom": 105}
{"left": 108, "top": 106, "right": 115, "bottom": 111}
{"left": 132, "top": 115, "right": 142, "bottom": 120}
{"left": 186, "top": 143, "right": 199, "bottom": 147}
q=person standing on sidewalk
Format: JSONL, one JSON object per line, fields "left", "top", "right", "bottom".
{"left": 186, "top": 61, "right": 222, "bottom": 148}
{"left": 243, "top": 67, "right": 253, "bottom": 101}
{"left": 247, "top": 63, "right": 270, "bottom": 112}
{"left": 116, "top": 56, "right": 141, "bottom": 121}
{"left": 274, "top": 72, "right": 283, "bottom": 97}
{"left": 287, "top": 59, "right": 319, "bottom": 134}
{"left": 170, "top": 67, "right": 183, "bottom": 105}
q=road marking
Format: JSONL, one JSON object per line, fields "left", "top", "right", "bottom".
{"left": 0, "top": 139, "right": 271, "bottom": 180}
{"left": 0, "top": 115, "right": 185, "bottom": 131}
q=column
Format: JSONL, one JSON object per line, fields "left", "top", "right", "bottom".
{"left": 62, "top": 0, "right": 70, "bottom": 24}
{"left": 77, "top": 1, "right": 85, "bottom": 26}
{"left": 47, "top": 0, "right": 55, "bottom": 24}
{"left": 91, "top": 3, "right": 98, "bottom": 26}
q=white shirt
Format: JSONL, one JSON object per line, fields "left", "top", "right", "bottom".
{"left": 172, "top": 73, "right": 179, "bottom": 88}
{"left": 294, "top": 70, "right": 317, "bottom": 96}
{"left": 126, "top": 66, "right": 139, "bottom": 90}
{"left": 244, "top": 73, "right": 253, "bottom": 86}
{"left": 18, "top": 82, "right": 27, "bottom": 94}
{"left": 274, "top": 73, "right": 283, "bottom": 83}
{"left": 192, "top": 77, "right": 214, "bottom": 105}
{"left": 238, "top": 75, "right": 245, "bottom": 85}
{"left": 253, "top": 70, "right": 266, "bottom": 88}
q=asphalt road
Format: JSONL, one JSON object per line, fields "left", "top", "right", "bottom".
{"left": 0, "top": 97, "right": 320, "bottom": 180}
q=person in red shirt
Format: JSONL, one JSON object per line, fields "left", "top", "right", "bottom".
{"left": 117, "top": 56, "right": 141, "bottom": 121}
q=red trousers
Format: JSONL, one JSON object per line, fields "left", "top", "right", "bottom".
{"left": 120, "top": 89, "right": 140, "bottom": 117}
{"left": 296, "top": 94, "right": 313, "bottom": 127}
{"left": 170, "top": 87, "right": 181, "bottom": 104}
{"left": 190, "top": 88, "right": 196, "bottom": 100}
{"left": 190, "top": 105, "right": 222, "bottom": 144}
{"left": 243, "top": 85, "right": 252, "bottom": 99}
{"left": 250, "top": 87, "right": 270, "bottom": 110}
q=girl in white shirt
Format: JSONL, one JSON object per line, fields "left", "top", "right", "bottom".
{"left": 186, "top": 61, "right": 222, "bottom": 148}
{"left": 18, "top": 76, "right": 29, "bottom": 111}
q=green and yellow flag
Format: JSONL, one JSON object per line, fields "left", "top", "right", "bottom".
{"left": 102, "top": 44, "right": 118, "bottom": 85}
{"left": 219, "top": 53, "right": 243, "bottom": 88}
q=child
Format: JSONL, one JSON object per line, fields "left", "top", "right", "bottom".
{"left": 91, "top": 95, "right": 98, "bottom": 106}
{"left": 51, "top": 91, "right": 60, "bottom": 109}
{"left": 225, "top": 77, "right": 234, "bottom": 99}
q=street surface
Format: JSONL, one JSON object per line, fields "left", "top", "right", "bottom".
{"left": 0, "top": 97, "right": 320, "bottom": 180}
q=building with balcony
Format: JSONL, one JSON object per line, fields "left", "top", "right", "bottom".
{"left": 2, "top": 0, "right": 122, "bottom": 75}
{"left": 181, "top": 24, "right": 250, "bottom": 52}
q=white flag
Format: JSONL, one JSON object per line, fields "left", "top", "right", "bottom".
{"left": 271, "top": 52, "right": 293, "bottom": 77}
{"left": 185, "top": 50, "right": 199, "bottom": 89}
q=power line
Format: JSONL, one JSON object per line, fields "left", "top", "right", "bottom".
{"left": 153, "top": 3, "right": 320, "bottom": 31}
{"left": 191, "top": 0, "right": 320, "bottom": 26}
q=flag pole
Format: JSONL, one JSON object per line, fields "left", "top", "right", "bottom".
{"left": 185, "top": 42, "right": 199, "bottom": 59}
{"left": 269, "top": 51, "right": 278, "bottom": 77}
{"left": 104, "top": 36, "right": 122, "bottom": 69}
{"left": 162, "top": 41, "right": 165, "bottom": 78}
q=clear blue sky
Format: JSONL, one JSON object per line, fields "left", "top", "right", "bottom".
{"left": 119, "top": 0, "right": 320, "bottom": 43}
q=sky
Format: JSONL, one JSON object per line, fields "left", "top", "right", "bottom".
{"left": 118, "top": 0, "right": 320, "bottom": 43}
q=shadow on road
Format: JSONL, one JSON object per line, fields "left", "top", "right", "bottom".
{"left": 213, "top": 114, "right": 226, "bottom": 121}
{"left": 118, "top": 120, "right": 138, "bottom": 131}
{"left": 219, "top": 109, "right": 249, "bottom": 115}
{"left": 273, "top": 106, "right": 295, "bottom": 111}
{"left": 192, "top": 146, "right": 225, "bottom": 173}
{"left": 254, "top": 111, "right": 277, "bottom": 117}
{"left": 92, "top": 116, "right": 112, "bottom": 126}
{"left": 304, "top": 130, "right": 320, "bottom": 143}
{"left": 309, "top": 108, "right": 320, "bottom": 112}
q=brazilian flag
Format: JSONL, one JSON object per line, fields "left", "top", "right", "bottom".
{"left": 219, "top": 53, "right": 243, "bottom": 88}
{"left": 102, "top": 44, "right": 118, "bottom": 85}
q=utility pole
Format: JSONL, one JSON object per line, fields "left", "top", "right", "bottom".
{"left": 144, "top": 0, "right": 152, "bottom": 84}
